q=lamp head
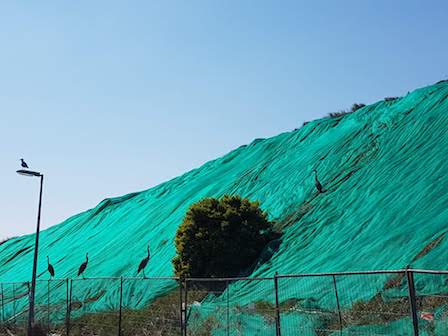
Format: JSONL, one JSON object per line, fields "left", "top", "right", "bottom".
{"left": 16, "top": 170, "right": 41, "bottom": 177}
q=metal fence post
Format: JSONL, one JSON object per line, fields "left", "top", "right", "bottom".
{"left": 118, "top": 277, "right": 123, "bottom": 336}
{"left": 226, "top": 280, "right": 230, "bottom": 336}
{"left": 66, "top": 279, "right": 72, "bottom": 336}
{"left": 47, "top": 280, "right": 51, "bottom": 331}
{"left": 406, "top": 270, "right": 419, "bottom": 336}
{"left": 183, "top": 279, "right": 188, "bottom": 336}
{"left": 65, "top": 279, "right": 69, "bottom": 336}
{"left": 332, "top": 275, "right": 343, "bottom": 334}
{"left": 274, "top": 273, "right": 281, "bottom": 336}
{"left": 179, "top": 279, "right": 184, "bottom": 336}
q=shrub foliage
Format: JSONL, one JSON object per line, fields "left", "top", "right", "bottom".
{"left": 327, "top": 103, "right": 366, "bottom": 118}
{"left": 173, "top": 195, "right": 279, "bottom": 278}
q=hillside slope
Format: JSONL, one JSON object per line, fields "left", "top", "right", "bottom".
{"left": 1, "top": 81, "right": 448, "bottom": 332}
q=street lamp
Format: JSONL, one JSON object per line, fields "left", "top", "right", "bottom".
{"left": 17, "top": 169, "right": 44, "bottom": 336}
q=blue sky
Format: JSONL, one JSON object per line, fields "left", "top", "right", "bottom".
{"left": 1, "top": 0, "right": 447, "bottom": 239}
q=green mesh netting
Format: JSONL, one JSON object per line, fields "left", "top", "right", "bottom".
{"left": 1, "top": 81, "right": 448, "bottom": 334}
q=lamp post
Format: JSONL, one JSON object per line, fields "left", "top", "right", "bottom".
{"left": 17, "top": 169, "right": 44, "bottom": 336}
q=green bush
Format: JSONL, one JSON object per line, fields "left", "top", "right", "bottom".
{"left": 384, "top": 96, "right": 399, "bottom": 102}
{"left": 350, "top": 103, "right": 365, "bottom": 112}
{"left": 173, "top": 195, "right": 280, "bottom": 278}
{"left": 327, "top": 110, "right": 348, "bottom": 118}
{"left": 327, "top": 103, "right": 366, "bottom": 119}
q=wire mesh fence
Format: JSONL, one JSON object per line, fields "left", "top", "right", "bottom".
{"left": 0, "top": 282, "right": 29, "bottom": 335}
{"left": 413, "top": 271, "right": 448, "bottom": 335}
{"left": 277, "top": 273, "right": 340, "bottom": 335}
{"left": 184, "top": 277, "right": 278, "bottom": 336}
{"left": 34, "top": 278, "right": 68, "bottom": 335}
{"left": 121, "top": 277, "right": 181, "bottom": 336}
{"left": 69, "top": 277, "right": 121, "bottom": 336}
{"left": 1, "top": 270, "right": 447, "bottom": 335}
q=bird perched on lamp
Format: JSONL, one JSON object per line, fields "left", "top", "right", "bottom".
{"left": 20, "top": 158, "right": 29, "bottom": 168}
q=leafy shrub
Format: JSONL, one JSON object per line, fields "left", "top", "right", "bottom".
{"left": 350, "top": 103, "right": 365, "bottom": 112}
{"left": 173, "top": 195, "right": 280, "bottom": 278}
{"left": 297, "top": 102, "right": 366, "bottom": 129}
{"left": 327, "top": 103, "right": 366, "bottom": 118}
{"left": 328, "top": 111, "right": 349, "bottom": 118}
{"left": 328, "top": 103, "right": 366, "bottom": 118}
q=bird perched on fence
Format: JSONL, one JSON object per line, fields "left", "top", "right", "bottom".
{"left": 313, "top": 169, "right": 326, "bottom": 193}
{"left": 47, "top": 256, "right": 55, "bottom": 278}
{"left": 78, "top": 253, "right": 89, "bottom": 279}
{"left": 20, "top": 158, "right": 29, "bottom": 168}
{"left": 137, "top": 243, "right": 151, "bottom": 278}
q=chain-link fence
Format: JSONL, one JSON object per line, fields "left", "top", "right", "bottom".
{"left": 1, "top": 270, "right": 447, "bottom": 335}
{"left": 0, "top": 281, "right": 29, "bottom": 335}
{"left": 184, "top": 277, "right": 278, "bottom": 336}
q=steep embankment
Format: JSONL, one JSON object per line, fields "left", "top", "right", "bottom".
{"left": 1, "top": 81, "right": 448, "bottom": 331}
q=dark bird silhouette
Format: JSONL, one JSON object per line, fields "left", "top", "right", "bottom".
{"left": 78, "top": 253, "right": 89, "bottom": 279}
{"left": 47, "top": 256, "right": 55, "bottom": 278}
{"left": 137, "top": 243, "right": 151, "bottom": 278}
{"left": 313, "top": 169, "right": 326, "bottom": 193}
{"left": 20, "top": 158, "right": 29, "bottom": 168}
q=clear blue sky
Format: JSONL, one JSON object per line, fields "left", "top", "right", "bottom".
{"left": 1, "top": 0, "right": 447, "bottom": 239}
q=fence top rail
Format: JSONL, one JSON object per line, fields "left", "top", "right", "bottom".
{"left": 275, "top": 269, "right": 407, "bottom": 278}
{"left": 185, "top": 276, "right": 273, "bottom": 282}
{"left": 70, "top": 276, "right": 180, "bottom": 281}
{"left": 409, "top": 269, "right": 448, "bottom": 275}
{"left": 2, "top": 269, "right": 448, "bottom": 285}
{"left": 0, "top": 276, "right": 180, "bottom": 285}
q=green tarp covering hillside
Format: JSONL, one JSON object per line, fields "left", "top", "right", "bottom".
{"left": 1, "top": 81, "right": 448, "bottom": 334}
